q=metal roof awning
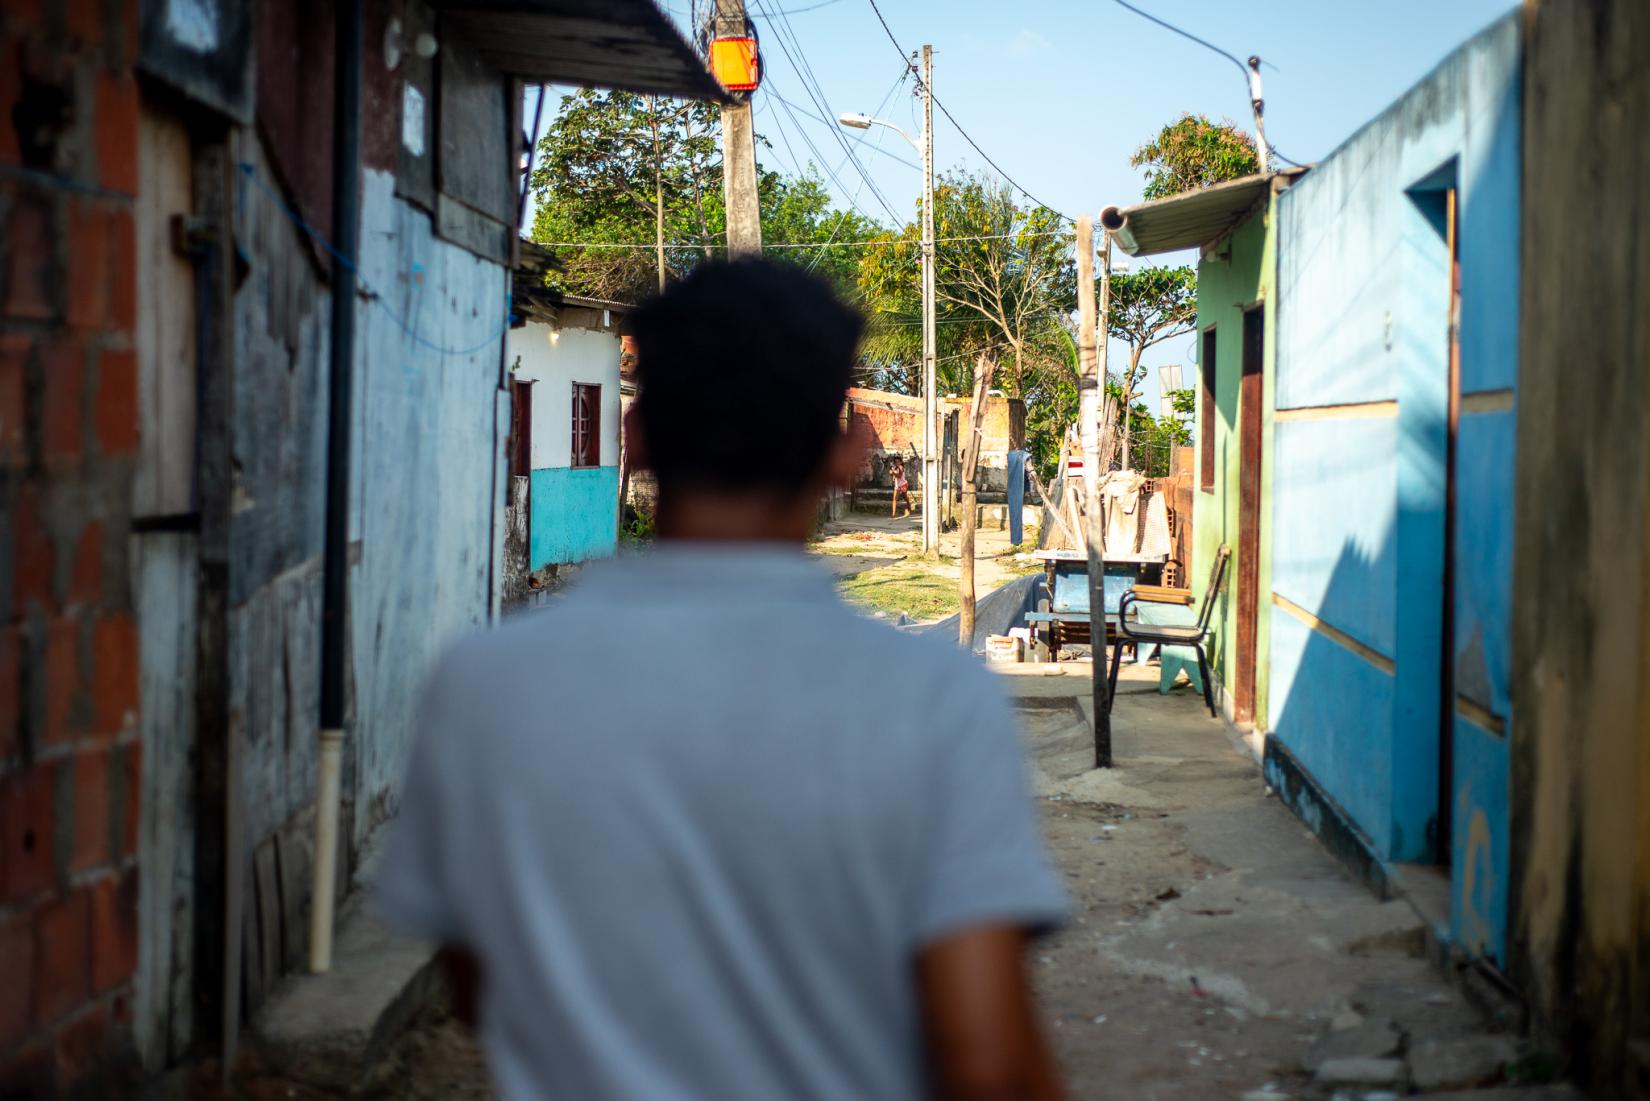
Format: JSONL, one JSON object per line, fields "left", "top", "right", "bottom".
{"left": 1100, "top": 168, "right": 1307, "bottom": 257}
{"left": 433, "top": 0, "right": 731, "bottom": 103}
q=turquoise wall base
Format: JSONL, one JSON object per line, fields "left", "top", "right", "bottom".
{"left": 530, "top": 466, "right": 619, "bottom": 569}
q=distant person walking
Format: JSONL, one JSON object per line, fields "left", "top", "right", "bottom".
{"left": 378, "top": 259, "right": 1067, "bottom": 1101}
{"left": 891, "top": 455, "right": 915, "bottom": 518}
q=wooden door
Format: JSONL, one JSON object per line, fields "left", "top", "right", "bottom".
{"left": 1437, "top": 187, "right": 1461, "bottom": 864}
{"left": 1235, "top": 307, "right": 1265, "bottom": 723}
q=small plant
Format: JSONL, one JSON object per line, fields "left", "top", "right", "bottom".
{"left": 621, "top": 501, "right": 656, "bottom": 544}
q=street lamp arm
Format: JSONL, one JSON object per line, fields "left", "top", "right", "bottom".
{"left": 837, "top": 112, "right": 922, "bottom": 157}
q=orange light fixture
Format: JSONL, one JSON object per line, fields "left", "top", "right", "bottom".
{"left": 709, "top": 36, "right": 760, "bottom": 92}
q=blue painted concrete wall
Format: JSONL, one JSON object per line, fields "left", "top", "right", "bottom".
{"left": 531, "top": 466, "right": 620, "bottom": 568}
{"left": 1269, "top": 13, "right": 1519, "bottom": 963}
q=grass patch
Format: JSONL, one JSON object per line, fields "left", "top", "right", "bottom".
{"left": 838, "top": 564, "right": 959, "bottom": 622}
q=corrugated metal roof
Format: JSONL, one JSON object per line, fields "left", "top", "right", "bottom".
{"left": 1101, "top": 168, "right": 1307, "bottom": 257}
{"left": 433, "top": 0, "right": 730, "bottom": 102}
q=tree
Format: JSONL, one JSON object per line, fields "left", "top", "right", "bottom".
{"left": 529, "top": 89, "right": 882, "bottom": 302}
{"left": 1132, "top": 114, "right": 1260, "bottom": 200}
{"left": 1105, "top": 265, "right": 1197, "bottom": 469}
{"left": 530, "top": 90, "right": 725, "bottom": 302}
{"left": 857, "top": 172, "right": 1073, "bottom": 405}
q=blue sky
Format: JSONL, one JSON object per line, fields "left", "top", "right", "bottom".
{"left": 540, "top": 0, "right": 1516, "bottom": 404}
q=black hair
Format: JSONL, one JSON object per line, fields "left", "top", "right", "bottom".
{"left": 630, "top": 259, "right": 864, "bottom": 496}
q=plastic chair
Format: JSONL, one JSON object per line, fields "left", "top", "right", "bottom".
{"left": 1108, "top": 545, "right": 1231, "bottom": 718}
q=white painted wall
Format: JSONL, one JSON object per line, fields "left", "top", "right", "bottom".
{"left": 510, "top": 321, "right": 623, "bottom": 470}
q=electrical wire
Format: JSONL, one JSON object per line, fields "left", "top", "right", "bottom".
{"left": 754, "top": 0, "right": 903, "bottom": 221}
{"left": 765, "top": 89, "right": 921, "bottom": 171}
{"left": 1111, "top": 0, "right": 1247, "bottom": 77}
{"left": 1108, "top": 0, "right": 1309, "bottom": 169}
{"left": 530, "top": 229, "right": 1066, "bottom": 250}
{"left": 863, "top": 0, "right": 1069, "bottom": 220}
{"left": 805, "top": 70, "right": 906, "bottom": 270}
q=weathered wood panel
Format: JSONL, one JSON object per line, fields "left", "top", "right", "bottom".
{"left": 1511, "top": 2, "right": 1650, "bottom": 1096}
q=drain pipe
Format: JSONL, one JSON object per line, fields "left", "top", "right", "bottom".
{"left": 311, "top": 0, "right": 363, "bottom": 974}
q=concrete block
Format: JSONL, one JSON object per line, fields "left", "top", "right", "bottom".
{"left": 248, "top": 894, "right": 439, "bottom": 1093}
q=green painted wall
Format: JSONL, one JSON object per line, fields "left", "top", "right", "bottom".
{"left": 1189, "top": 199, "right": 1277, "bottom": 728}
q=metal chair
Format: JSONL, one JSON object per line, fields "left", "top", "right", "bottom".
{"left": 1108, "top": 545, "right": 1231, "bottom": 718}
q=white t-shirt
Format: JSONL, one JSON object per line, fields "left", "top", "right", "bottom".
{"left": 376, "top": 543, "right": 1067, "bottom": 1100}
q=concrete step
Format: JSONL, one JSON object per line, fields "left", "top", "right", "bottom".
{"left": 246, "top": 892, "right": 439, "bottom": 1093}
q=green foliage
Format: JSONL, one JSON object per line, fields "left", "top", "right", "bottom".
{"left": 529, "top": 89, "right": 883, "bottom": 303}
{"left": 1132, "top": 114, "right": 1260, "bottom": 200}
{"left": 1107, "top": 266, "right": 1197, "bottom": 353}
{"left": 857, "top": 170, "right": 1075, "bottom": 474}
{"left": 838, "top": 562, "right": 960, "bottom": 621}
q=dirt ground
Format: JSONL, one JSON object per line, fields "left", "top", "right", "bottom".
{"left": 812, "top": 508, "right": 1043, "bottom": 623}
{"left": 215, "top": 544, "right": 1547, "bottom": 1100}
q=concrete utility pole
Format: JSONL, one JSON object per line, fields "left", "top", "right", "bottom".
{"left": 715, "top": 0, "right": 762, "bottom": 256}
{"left": 1076, "top": 216, "right": 1113, "bottom": 767}
{"left": 920, "top": 44, "right": 937, "bottom": 552}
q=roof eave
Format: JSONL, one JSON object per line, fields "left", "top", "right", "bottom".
{"left": 1100, "top": 168, "right": 1308, "bottom": 257}
{"left": 431, "top": 0, "right": 732, "bottom": 103}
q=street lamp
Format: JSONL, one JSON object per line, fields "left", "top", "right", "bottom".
{"left": 839, "top": 50, "right": 937, "bottom": 553}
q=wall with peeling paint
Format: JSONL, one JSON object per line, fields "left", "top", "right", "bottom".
{"left": 1267, "top": 12, "right": 1520, "bottom": 964}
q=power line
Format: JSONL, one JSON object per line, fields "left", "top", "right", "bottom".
{"left": 806, "top": 70, "right": 906, "bottom": 270}
{"left": 765, "top": 90, "right": 921, "bottom": 171}
{"left": 862, "top": 0, "right": 1070, "bottom": 220}
{"left": 1108, "top": 0, "right": 1309, "bottom": 170}
{"left": 754, "top": 0, "right": 903, "bottom": 221}
{"left": 1110, "top": 0, "right": 1247, "bottom": 76}
{"left": 532, "top": 228, "right": 1067, "bottom": 251}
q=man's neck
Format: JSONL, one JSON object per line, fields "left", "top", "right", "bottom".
{"left": 653, "top": 488, "right": 819, "bottom": 544}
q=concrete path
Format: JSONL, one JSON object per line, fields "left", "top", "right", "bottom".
{"left": 219, "top": 658, "right": 1568, "bottom": 1100}
{"left": 1002, "top": 661, "right": 1558, "bottom": 1100}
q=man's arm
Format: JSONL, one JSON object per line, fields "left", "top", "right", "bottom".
{"left": 915, "top": 924, "right": 1064, "bottom": 1101}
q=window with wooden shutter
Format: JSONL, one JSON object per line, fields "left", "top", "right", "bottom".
{"left": 572, "top": 383, "right": 600, "bottom": 468}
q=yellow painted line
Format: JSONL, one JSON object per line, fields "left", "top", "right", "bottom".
{"left": 1272, "top": 592, "right": 1397, "bottom": 674}
{"left": 1460, "top": 389, "right": 1515, "bottom": 414}
{"left": 1273, "top": 400, "right": 1399, "bottom": 422}
{"left": 1455, "top": 694, "right": 1507, "bottom": 736}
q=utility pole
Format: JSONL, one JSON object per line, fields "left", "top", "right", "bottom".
{"left": 715, "top": 0, "right": 762, "bottom": 256}
{"left": 920, "top": 44, "right": 937, "bottom": 552}
{"left": 958, "top": 353, "right": 996, "bottom": 647}
{"left": 1077, "top": 216, "right": 1113, "bottom": 767}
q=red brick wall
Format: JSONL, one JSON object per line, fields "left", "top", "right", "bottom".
{"left": 1, "top": 1, "right": 143, "bottom": 1093}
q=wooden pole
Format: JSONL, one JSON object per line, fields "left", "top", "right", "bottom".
{"left": 715, "top": 0, "right": 762, "bottom": 256}
{"left": 1077, "top": 216, "right": 1113, "bottom": 767}
{"left": 958, "top": 354, "right": 996, "bottom": 647}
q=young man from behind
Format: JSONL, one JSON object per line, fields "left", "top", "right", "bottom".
{"left": 377, "top": 259, "right": 1068, "bottom": 1100}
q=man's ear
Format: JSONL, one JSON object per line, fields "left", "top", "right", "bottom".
{"left": 622, "top": 402, "right": 651, "bottom": 472}
{"left": 822, "top": 426, "right": 867, "bottom": 492}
